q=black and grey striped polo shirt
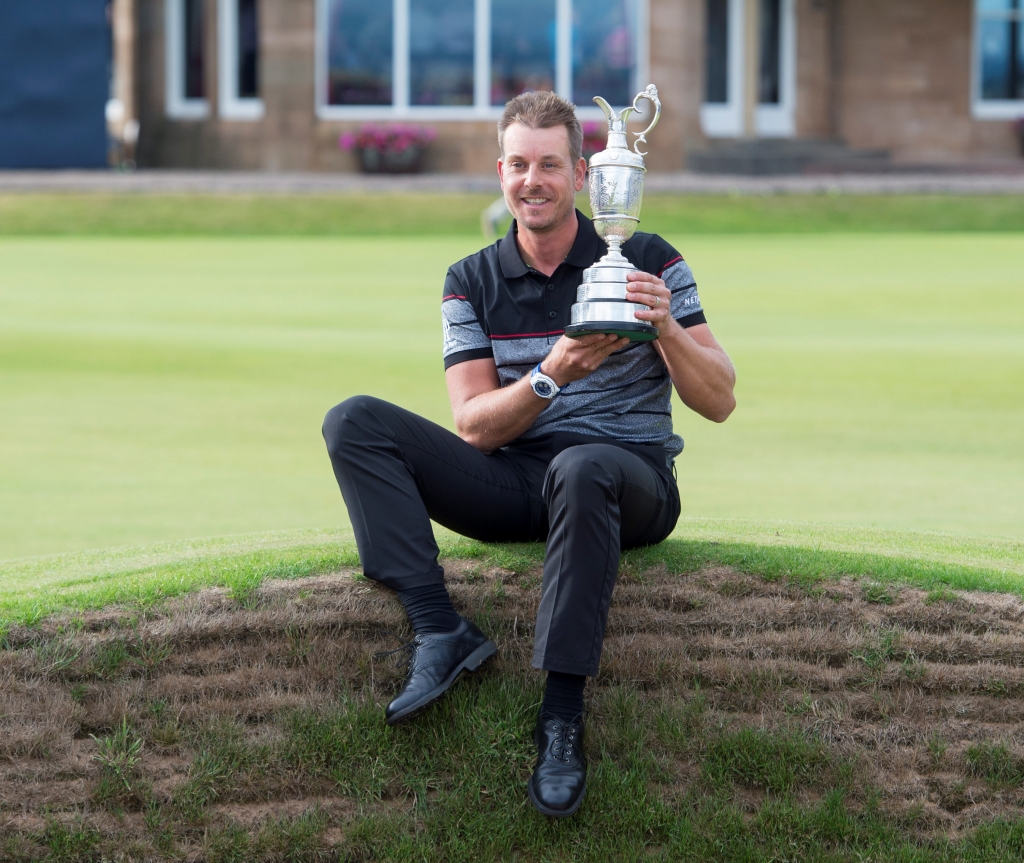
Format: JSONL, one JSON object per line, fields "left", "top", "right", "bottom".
{"left": 442, "top": 211, "right": 707, "bottom": 458}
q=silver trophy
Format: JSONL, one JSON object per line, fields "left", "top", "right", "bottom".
{"left": 566, "top": 84, "right": 662, "bottom": 342}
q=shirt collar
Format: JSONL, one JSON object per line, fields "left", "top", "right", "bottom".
{"left": 498, "top": 209, "right": 605, "bottom": 279}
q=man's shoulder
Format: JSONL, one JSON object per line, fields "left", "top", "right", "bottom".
{"left": 447, "top": 240, "right": 504, "bottom": 291}
{"left": 623, "top": 230, "right": 683, "bottom": 274}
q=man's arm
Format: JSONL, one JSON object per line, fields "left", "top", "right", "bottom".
{"left": 446, "top": 333, "right": 629, "bottom": 452}
{"left": 626, "top": 270, "right": 736, "bottom": 423}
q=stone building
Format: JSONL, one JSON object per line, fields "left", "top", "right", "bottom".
{"left": 125, "top": 0, "right": 1024, "bottom": 172}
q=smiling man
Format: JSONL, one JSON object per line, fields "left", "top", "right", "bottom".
{"left": 322, "top": 91, "right": 736, "bottom": 817}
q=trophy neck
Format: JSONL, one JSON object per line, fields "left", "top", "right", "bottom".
{"left": 606, "top": 130, "right": 628, "bottom": 150}
{"left": 604, "top": 238, "right": 626, "bottom": 261}
{"left": 591, "top": 239, "right": 634, "bottom": 272}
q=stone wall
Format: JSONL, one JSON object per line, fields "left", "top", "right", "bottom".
{"left": 837, "top": 0, "right": 1019, "bottom": 161}
{"left": 794, "top": 0, "right": 834, "bottom": 140}
{"left": 136, "top": 0, "right": 696, "bottom": 172}
{"left": 134, "top": 0, "right": 1021, "bottom": 171}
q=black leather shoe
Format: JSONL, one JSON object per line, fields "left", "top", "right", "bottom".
{"left": 384, "top": 618, "right": 496, "bottom": 726}
{"left": 527, "top": 715, "right": 587, "bottom": 817}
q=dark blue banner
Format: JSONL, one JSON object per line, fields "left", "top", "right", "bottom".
{"left": 0, "top": 1, "right": 110, "bottom": 168}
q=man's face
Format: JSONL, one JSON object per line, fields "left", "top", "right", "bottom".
{"left": 498, "top": 123, "right": 586, "bottom": 234}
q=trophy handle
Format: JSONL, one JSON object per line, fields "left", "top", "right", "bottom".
{"left": 630, "top": 85, "right": 661, "bottom": 156}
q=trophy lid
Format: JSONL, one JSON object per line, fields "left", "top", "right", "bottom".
{"left": 589, "top": 147, "right": 645, "bottom": 170}
{"left": 587, "top": 85, "right": 661, "bottom": 171}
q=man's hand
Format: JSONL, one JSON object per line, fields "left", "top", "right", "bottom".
{"left": 624, "top": 271, "right": 678, "bottom": 338}
{"left": 447, "top": 332, "right": 627, "bottom": 453}
{"left": 624, "top": 270, "right": 737, "bottom": 423}
{"left": 541, "top": 333, "right": 630, "bottom": 386}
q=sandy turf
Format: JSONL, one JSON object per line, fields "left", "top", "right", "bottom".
{"left": 4, "top": 562, "right": 1024, "bottom": 858}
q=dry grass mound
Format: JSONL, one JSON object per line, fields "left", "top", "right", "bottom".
{"left": 3, "top": 561, "right": 1024, "bottom": 861}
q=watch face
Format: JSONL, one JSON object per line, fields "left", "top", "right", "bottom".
{"left": 535, "top": 379, "right": 553, "bottom": 397}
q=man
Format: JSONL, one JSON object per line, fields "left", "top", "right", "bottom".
{"left": 323, "top": 91, "right": 735, "bottom": 817}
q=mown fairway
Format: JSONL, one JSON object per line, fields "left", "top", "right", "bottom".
{"left": 3, "top": 194, "right": 1024, "bottom": 861}
{"left": 2, "top": 228, "right": 1022, "bottom": 561}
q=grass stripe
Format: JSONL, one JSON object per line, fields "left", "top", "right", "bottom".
{"left": 2, "top": 521, "right": 1022, "bottom": 631}
{"left": 2, "top": 193, "right": 1024, "bottom": 236}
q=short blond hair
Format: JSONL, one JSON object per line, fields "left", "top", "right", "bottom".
{"left": 498, "top": 91, "right": 583, "bottom": 164}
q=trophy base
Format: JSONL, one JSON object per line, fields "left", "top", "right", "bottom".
{"left": 565, "top": 321, "right": 659, "bottom": 342}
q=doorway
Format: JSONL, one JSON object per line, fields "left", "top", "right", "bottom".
{"left": 700, "top": 0, "right": 795, "bottom": 138}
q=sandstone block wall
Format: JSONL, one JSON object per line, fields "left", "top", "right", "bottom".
{"left": 134, "top": 0, "right": 1022, "bottom": 171}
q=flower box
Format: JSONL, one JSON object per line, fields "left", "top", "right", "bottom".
{"left": 340, "top": 124, "right": 436, "bottom": 174}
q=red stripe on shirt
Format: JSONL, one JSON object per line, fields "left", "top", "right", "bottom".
{"left": 442, "top": 294, "right": 468, "bottom": 301}
{"left": 489, "top": 330, "right": 565, "bottom": 340}
{"left": 657, "top": 256, "right": 683, "bottom": 277}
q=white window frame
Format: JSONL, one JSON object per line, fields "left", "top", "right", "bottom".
{"left": 314, "top": 0, "right": 650, "bottom": 121}
{"left": 971, "top": 0, "right": 1024, "bottom": 120}
{"left": 700, "top": 0, "right": 796, "bottom": 138}
{"left": 218, "top": 0, "right": 265, "bottom": 120}
{"left": 756, "top": 0, "right": 796, "bottom": 137}
{"left": 165, "top": 0, "right": 210, "bottom": 119}
{"left": 700, "top": 0, "right": 745, "bottom": 137}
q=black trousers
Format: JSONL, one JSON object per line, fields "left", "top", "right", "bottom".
{"left": 322, "top": 396, "right": 680, "bottom": 677}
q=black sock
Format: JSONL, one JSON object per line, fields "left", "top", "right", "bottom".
{"left": 541, "top": 671, "right": 586, "bottom": 723}
{"left": 395, "top": 582, "right": 460, "bottom": 635}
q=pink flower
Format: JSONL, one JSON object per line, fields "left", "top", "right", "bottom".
{"left": 345, "top": 123, "right": 436, "bottom": 154}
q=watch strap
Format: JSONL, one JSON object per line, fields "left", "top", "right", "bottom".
{"left": 530, "top": 363, "right": 560, "bottom": 399}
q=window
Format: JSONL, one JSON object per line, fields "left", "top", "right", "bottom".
{"left": 237, "top": 0, "right": 260, "bottom": 98}
{"left": 218, "top": 0, "right": 263, "bottom": 119}
{"left": 974, "top": 0, "right": 1024, "bottom": 118}
{"left": 700, "top": 0, "right": 794, "bottom": 138}
{"left": 326, "top": 0, "right": 393, "bottom": 105}
{"left": 573, "top": 0, "right": 638, "bottom": 108}
{"left": 316, "top": 0, "right": 646, "bottom": 118}
{"left": 758, "top": 0, "right": 781, "bottom": 105}
{"left": 166, "top": 0, "right": 209, "bottom": 118}
{"left": 491, "top": 0, "right": 556, "bottom": 105}
{"left": 410, "top": 0, "right": 475, "bottom": 105}
{"left": 704, "top": 0, "right": 729, "bottom": 104}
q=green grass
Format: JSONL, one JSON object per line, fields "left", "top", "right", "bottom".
{"left": 965, "top": 742, "right": 1024, "bottom": 789}
{"left": 14, "top": 673, "right": 1024, "bottom": 862}
{"left": 702, "top": 727, "right": 837, "bottom": 794}
{"left": 91, "top": 717, "right": 144, "bottom": 802}
{"left": 4, "top": 192, "right": 1024, "bottom": 863}
{"left": 2, "top": 192, "right": 1024, "bottom": 235}
{"left": 5, "top": 534, "right": 1024, "bottom": 859}
{"left": 2, "top": 230, "right": 1022, "bottom": 560}
{"left": 2, "top": 522, "right": 1024, "bottom": 631}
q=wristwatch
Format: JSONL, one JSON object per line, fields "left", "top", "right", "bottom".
{"left": 530, "top": 363, "right": 561, "bottom": 399}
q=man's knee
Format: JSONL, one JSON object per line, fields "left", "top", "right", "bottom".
{"left": 544, "top": 445, "right": 619, "bottom": 504}
{"left": 322, "top": 395, "right": 383, "bottom": 456}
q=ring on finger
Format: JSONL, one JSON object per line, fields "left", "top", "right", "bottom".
{"left": 653, "top": 296, "right": 661, "bottom": 308}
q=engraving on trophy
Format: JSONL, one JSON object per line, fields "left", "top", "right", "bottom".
{"left": 566, "top": 84, "right": 662, "bottom": 342}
